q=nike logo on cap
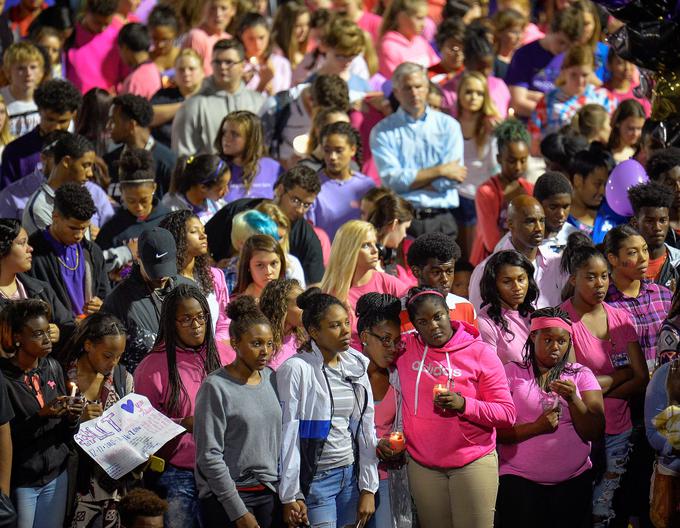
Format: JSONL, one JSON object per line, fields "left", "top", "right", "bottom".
{"left": 155, "top": 252, "right": 168, "bottom": 258}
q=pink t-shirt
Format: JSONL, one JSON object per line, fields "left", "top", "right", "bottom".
{"left": 268, "top": 333, "right": 300, "bottom": 370}
{"left": 522, "top": 23, "right": 545, "bottom": 45}
{"left": 66, "top": 20, "right": 129, "bottom": 93}
{"left": 117, "top": 61, "right": 162, "bottom": 99}
{"left": 378, "top": 31, "right": 440, "bottom": 78}
{"left": 499, "top": 361, "right": 600, "bottom": 484}
{"left": 603, "top": 83, "right": 652, "bottom": 117}
{"left": 477, "top": 306, "right": 530, "bottom": 364}
{"left": 358, "top": 11, "right": 382, "bottom": 43}
{"left": 562, "top": 299, "right": 637, "bottom": 435}
{"left": 182, "top": 27, "right": 232, "bottom": 76}
{"left": 374, "top": 385, "right": 397, "bottom": 480}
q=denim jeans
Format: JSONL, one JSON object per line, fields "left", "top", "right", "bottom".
{"left": 592, "top": 429, "right": 633, "bottom": 527}
{"left": 13, "top": 469, "right": 68, "bottom": 528}
{"left": 306, "top": 464, "right": 359, "bottom": 528}
{"left": 154, "top": 465, "right": 202, "bottom": 528}
{"left": 366, "top": 478, "right": 391, "bottom": 528}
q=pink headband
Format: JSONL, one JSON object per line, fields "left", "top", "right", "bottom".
{"left": 530, "top": 317, "right": 572, "bottom": 335}
{"left": 407, "top": 290, "right": 446, "bottom": 305}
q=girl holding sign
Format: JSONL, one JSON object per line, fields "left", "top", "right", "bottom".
{"left": 134, "top": 285, "right": 229, "bottom": 528}
{"left": 61, "top": 312, "right": 131, "bottom": 528}
{"left": 195, "top": 295, "right": 283, "bottom": 527}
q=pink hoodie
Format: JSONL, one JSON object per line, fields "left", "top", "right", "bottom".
{"left": 395, "top": 321, "right": 516, "bottom": 468}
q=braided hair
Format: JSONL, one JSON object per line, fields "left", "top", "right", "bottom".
{"left": 319, "top": 121, "right": 363, "bottom": 168}
{"left": 521, "top": 307, "right": 580, "bottom": 390}
{"left": 61, "top": 312, "right": 126, "bottom": 365}
{"left": 356, "top": 292, "right": 401, "bottom": 336}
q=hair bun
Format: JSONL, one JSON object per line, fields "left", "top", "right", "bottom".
{"left": 296, "top": 286, "right": 322, "bottom": 310}
{"left": 226, "top": 295, "right": 261, "bottom": 321}
{"left": 119, "top": 148, "right": 154, "bottom": 174}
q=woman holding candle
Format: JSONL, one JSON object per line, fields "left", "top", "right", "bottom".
{"left": 356, "top": 292, "right": 406, "bottom": 528}
{"left": 276, "top": 287, "right": 378, "bottom": 528}
{"left": 394, "top": 287, "right": 516, "bottom": 528}
{"left": 61, "top": 312, "right": 132, "bottom": 528}
{"left": 495, "top": 307, "right": 605, "bottom": 527}
{"left": 478, "top": 250, "right": 538, "bottom": 364}
{"left": 134, "top": 285, "right": 230, "bottom": 528}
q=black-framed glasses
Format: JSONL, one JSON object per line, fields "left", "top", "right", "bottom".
{"left": 286, "top": 192, "right": 314, "bottom": 210}
{"left": 367, "top": 331, "right": 405, "bottom": 351}
{"left": 176, "top": 313, "right": 207, "bottom": 327}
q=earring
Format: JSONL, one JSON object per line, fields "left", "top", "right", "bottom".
{"left": 14, "top": 342, "right": 20, "bottom": 348}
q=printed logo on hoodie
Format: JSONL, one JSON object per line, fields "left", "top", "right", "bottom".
{"left": 411, "top": 360, "right": 462, "bottom": 378}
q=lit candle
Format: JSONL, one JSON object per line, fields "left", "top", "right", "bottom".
{"left": 388, "top": 431, "right": 406, "bottom": 452}
{"left": 70, "top": 383, "right": 78, "bottom": 398}
{"left": 433, "top": 384, "right": 448, "bottom": 398}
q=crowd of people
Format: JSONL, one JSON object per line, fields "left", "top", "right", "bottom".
{"left": 0, "top": 0, "right": 679, "bottom": 527}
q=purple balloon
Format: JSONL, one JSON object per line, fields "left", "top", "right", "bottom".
{"left": 605, "top": 159, "right": 650, "bottom": 217}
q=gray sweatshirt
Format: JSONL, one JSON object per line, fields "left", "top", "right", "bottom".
{"left": 194, "top": 367, "right": 281, "bottom": 521}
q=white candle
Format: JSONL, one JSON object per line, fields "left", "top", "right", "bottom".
{"left": 70, "top": 383, "right": 78, "bottom": 398}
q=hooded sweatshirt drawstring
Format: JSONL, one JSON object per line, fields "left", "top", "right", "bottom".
{"left": 414, "top": 345, "right": 454, "bottom": 415}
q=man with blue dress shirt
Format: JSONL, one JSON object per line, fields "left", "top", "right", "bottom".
{"left": 370, "top": 62, "right": 467, "bottom": 238}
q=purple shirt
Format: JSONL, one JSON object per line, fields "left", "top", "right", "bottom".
{"left": 0, "top": 126, "right": 42, "bottom": 189}
{"left": 43, "top": 229, "right": 86, "bottom": 316}
{"left": 505, "top": 39, "right": 560, "bottom": 94}
{"left": 306, "top": 171, "right": 376, "bottom": 239}
{"left": 223, "top": 157, "right": 282, "bottom": 202}
{"left": 606, "top": 279, "right": 672, "bottom": 370}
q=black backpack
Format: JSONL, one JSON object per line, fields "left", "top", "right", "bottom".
{"left": 261, "top": 89, "right": 293, "bottom": 159}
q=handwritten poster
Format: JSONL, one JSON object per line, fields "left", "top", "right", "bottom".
{"left": 74, "top": 393, "right": 185, "bottom": 479}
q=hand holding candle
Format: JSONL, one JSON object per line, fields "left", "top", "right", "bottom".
{"left": 388, "top": 431, "right": 406, "bottom": 452}
{"left": 433, "top": 384, "right": 449, "bottom": 398}
{"left": 69, "top": 383, "right": 78, "bottom": 398}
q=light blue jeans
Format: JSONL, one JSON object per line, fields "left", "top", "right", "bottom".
{"left": 593, "top": 428, "right": 633, "bottom": 527}
{"left": 13, "top": 469, "right": 68, "bottom": 528}
{"left": 155, "top": 465, "right": 202, "bottom": 528}
{"left": 307, "top": 464, "right": 359, "bottom": 528}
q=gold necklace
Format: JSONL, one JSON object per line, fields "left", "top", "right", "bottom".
{"left": 57, "top": 248, "right": 80, "bottom": 271}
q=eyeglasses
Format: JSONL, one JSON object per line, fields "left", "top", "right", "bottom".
{"left": 176, "top": 313, "right": 207, "bottom": 327}
{"left": 211, "top": 59, "right": 244, "bottom": 68}
{"left": 286, "top": 193, "right": 314, "bottom": 210}
{"left": 367, "top": 331, "right": 405, "bottom": 351}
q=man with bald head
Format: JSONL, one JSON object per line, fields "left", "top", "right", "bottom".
{"left": 468, "top": 195, "right": 567, "bottom": 311}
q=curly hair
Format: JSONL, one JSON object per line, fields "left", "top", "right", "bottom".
{"left": 260, "top": 278, "right": 305, "bottom": 352}
{"left": 628, "top": 181, "right": 674, "bottom": 216}
{"left": 646, "top": 147, "right": 680, "bottom": 182}
{"left": 34, "top": 79, "right": 82, "bottom": 114}
{"left": 153, "top": 284, "right": 221, "bottom": 416}
{"left": 54, "top": 182, "right": 96, "bottom": 221}
{"left": 0, "top": 219, "right": 21, "bottom": 259}
{"left": 118, "top": 489, "right": 167, "bottom": 528}
{"left": 118, "top": 147, "right": 156, "bottom": 188}
{"left": 494, "top": 117, "right": 531, "bottom": 153}
{"left": 407, "top": 232, "right": 461, "bottom": 269}
{"left": 533, "top": 171, "right": 573, "bottom": 202}
{"left": 275, "top": 165, "right": 321, "bottom": 195}
{"left": 112, "top": 94, "right": 153, "bottom": 128}
{"left": 479, "top": 250, "right": 538, "bottom": 335}
{"left": 61, "top": 312, "right": 126, "bottom": 365}
{"left": 435, "top": 17, "right": 465, "bottom": 50}
{"left": 159, "top": 210, "right": 214, "bottom": 295}
{"left": 226, "top": 294, "right": 272, "bottom": 343}
{"left": 319, "top": 121, "right": 363, "bottom": 168}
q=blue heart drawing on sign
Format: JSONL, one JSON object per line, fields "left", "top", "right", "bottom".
{"left": 121, "top": 400, "right": 135, "bottom": 414}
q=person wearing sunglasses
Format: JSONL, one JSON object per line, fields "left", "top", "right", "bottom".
{"left": 356, "top": 292, "right": 407, "bottom": 528}
{"left": 134, "top": 285, "right": 231, "bottom": 528}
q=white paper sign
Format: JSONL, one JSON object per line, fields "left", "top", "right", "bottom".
{"left": 74, "top": 393, "right": 185, "bottom": 479}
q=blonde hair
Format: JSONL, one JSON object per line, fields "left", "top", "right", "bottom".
{"left": 0, "top": 95, "right": 14, "bottom": 146}
{"left": 255, "top": 201, "right": 291, "bottom": 253}
{"left": 272, "top": 2, "right": 310, "bottom": 67}
{"left": 456, "top": 71, "right": 499, "bottom": 151}
{"left": 379, "top": 0, "right": 426, "bottom": 38}
{"left": 175, "top": 47, "right": 203, "bottom": 66}
{"left": 320, "top": 220, "right": 377, "bottom": 302}
{"left": 3, "top": 42, "right": 45, "bottom": 72}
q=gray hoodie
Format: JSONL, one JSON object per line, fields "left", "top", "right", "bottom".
{"left": 171, "top": 78, "right": 266, "bottom": 156}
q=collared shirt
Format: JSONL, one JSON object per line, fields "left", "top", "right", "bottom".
{"left": 370, "top": 106, "right": 464, "bottom": 209}
{"left": 494, "top": 222, "right": 579, "bottom": 255}
{"left": 605, "top": 279, "right": 672, "bottom": 370}
{"left": 468, "top": 236, "right": 567, "bottom": 312}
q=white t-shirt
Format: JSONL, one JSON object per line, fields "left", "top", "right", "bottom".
{"left": 0, "top": 86, "right": 39, "bottom": 138}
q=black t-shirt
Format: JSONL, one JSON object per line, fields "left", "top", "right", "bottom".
{"left": 150, "top": 87, "right": 184, "bottom": 148}
{"left": 0, "top": 373, "right": 14, "bottom": 425}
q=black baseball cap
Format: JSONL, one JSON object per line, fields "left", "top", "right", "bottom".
{"left": 138, "top": 227, "right": 177, "bottom": 280}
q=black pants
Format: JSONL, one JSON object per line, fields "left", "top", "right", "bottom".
{"left": 408, "top": 210, "right": 458, "bottom": 239}
{"left": 495, "top": 470, "right": 593, "bottom": 528}
{"left": 200, "top": 488, "right": 282, "bottom": 528}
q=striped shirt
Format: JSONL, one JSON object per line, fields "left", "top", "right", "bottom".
{"left": 605, "top": 280, "right": 672, "bottom": 370}
{"left": 317, "top": 363, "right": 356, "bottom": 471}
